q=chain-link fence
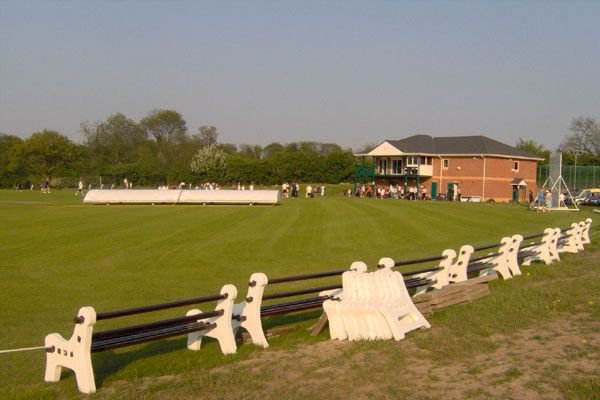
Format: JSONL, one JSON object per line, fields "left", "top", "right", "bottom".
{"left": 537, "top": 165, "right": 600, "bottom": 191}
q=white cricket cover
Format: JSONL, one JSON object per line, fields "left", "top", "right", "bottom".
{"left": 83, "top": 189, "right": 281, "bottom": 205}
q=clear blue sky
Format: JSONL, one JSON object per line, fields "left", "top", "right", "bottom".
{"left": 1, "top": 0, "right": 599, "bottom": 151}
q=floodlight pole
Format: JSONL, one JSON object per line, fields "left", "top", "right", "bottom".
{"left": 574, "top": 151, "right": 578, "bottom": 191}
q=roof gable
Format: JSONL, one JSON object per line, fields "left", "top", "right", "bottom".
{"left": 362, "top": 141, "right": 404, "bottom": 156}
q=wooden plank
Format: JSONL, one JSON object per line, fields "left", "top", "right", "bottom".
{"left": 309, "top": 313, "right": 329, "bottom": 336}
{"left": 415, "top": 302, "right": 432, "bottom": 315}
{"left": 429, "top": 289, "right": 468, "bottom": 303}
{"left": 412, "top": 293, "right": 433, "bottom": 303}
{"left": 453, "top": 274, "right": 498, "bottom": 287}
{"left": 431, "top": 298, "right": 469, "bottom": 310}
{"left": 465, "top": 287, "right": 490, "bottom": 301}
{"left": 432, "top": 285, "right": 468, "bottom": 295}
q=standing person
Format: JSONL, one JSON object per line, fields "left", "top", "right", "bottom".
{"left": 528, "top": 191, "right": 534, "bottom": 208}
{"left": 124, "top": 177, "right": 129, "bottom": 189}
{"left": 545, "top": 190, "right": 552, "bottom": 209}
{"left": 457, "top": 188, "right": 462, "bottom": 202}
{"left": 537, "top": 190, "right": 545, "bottom": 212}
{"left": 282, "top": 182, "right": 288, "bottom": 198}
{"left": 306, "top": 184, "right": 312, "bottom": 198}
{"left": 75, "top": 177, "right": 84, "bottom": 196}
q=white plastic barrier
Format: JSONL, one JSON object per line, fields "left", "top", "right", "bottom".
{"left": 323, "top": 260, "right": 430, "bottom": 342}
{"left": 186, "top": 285, "right": 239, "bottom": 354}
{"left": 232, "top": 272, "right": 270, "bottom": 348}
{"left": 521, "top": 228, "right": 561, "bottom": 266}
{"left": 581, "top": 218, "right": 593, "bottom": 245}
{"left": 505, "top": 234, "right": 524, "bottom": 276}
{"left": 83, "top": 189, "right": 281, "bottom": 205}
{"left": 44, "top": 285, "right": 237, "bottom": 394}
{"left": 467, "top": 235, "right": 522, "bottom": 280}
{"left": 447, "top": 245, "right": 475, "bottom": 283}
{"left": 406, "top": 249, "right": 456, "bottom": 296}
{"left": 558, "top": 222, "right": 584, "bottom": 254}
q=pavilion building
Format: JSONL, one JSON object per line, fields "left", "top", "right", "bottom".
{"left": 354, "top": 134, "right": 543, "bottom": 202}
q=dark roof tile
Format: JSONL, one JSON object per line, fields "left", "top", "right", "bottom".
{"left": 387, "top": 135, "right": 538, "bottom": 158}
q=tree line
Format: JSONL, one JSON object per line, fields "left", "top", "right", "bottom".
{"left": 0, "top": 109, "right": 355, "bottom": 188}
{"left": 1, "top": 110, "right": 598, "bottom": 189}
{"left": 516, "top": 116, "right": 600, "bottom": 166}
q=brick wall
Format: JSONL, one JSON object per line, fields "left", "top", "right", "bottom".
{"left": 428, "top": 156, "right": 538, "bottom": 202}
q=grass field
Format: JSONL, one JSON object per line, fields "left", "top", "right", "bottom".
{"left": 0, "top": 188, "right": 598, "bottom": 399}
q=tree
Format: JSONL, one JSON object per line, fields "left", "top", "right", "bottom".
{"left": 139, "top": 110, "right": 194, "bottom": 185}
{"left": 356, "top": 142, "right": 377, "bottom": 154}
{"left": 319, "top": 143, "right": 342, "bottom": 154}
{"left": 17, "top": 130, "right": 76, "bottom": 180}
{"left": 0, "top": 133, "right": 24, "bottom": 186}
{"left": 140, "top": 109, "right": 187, "bottom": 144}
{"left": 261, "top": 142, "right": 284, "bottom": 158}
{"left": 560, "top": 116, "right": 600, "bottom": 157}
{"left": 321, "top": 150, "right": 355, "bottom": 183}
{"left": 81, "top": 113, "right": 147, "bottom": 168}
{"left": 238, "top": 144, "right": 262, "bottom": 158}
{"left": 190, "top": 143, "right": 227, "bottom": 182}
{"left": 515, "top": 138, "right": 551, "bottom": 164}
{"left": 218, "top": 143, "right": 238, "bottom": 155}
{"left": 194, "top": 126, "right": 219, "bottom": 147}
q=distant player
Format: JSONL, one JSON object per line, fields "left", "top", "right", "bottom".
{"left": 75, "top": 178, "right": 84, "bottom": 196}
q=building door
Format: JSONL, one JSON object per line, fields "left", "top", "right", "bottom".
{"left": 447, "top": 182, "right": 456, "bottom": 201}
{"left": 431, "top": 182, "right": 437, "bottom": 199}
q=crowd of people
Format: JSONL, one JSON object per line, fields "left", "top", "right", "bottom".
{"left": 529, "top": 189, "right": 566, "bottom": 211}
{"left": 280, "top": 182, "right": 326, "bottom": 198}
{"left": 351, "top": 184, "right": 429, "bottom": 200}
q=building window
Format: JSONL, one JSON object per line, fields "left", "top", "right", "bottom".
{"left": 443, "top": 159, "right": 449, "bottom": 169}
{"left": 392, "top": 159, "right": 402, "bottom": 174}
{"left": 512, "top": 161, "right": 519, "bottom": 171}
{"left": 378, "top": 159, "right": 387, "bottom": 174}
{"left": 420, "top": 156, "right": 432, "bottom": 165}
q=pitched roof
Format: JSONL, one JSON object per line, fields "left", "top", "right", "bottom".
{"left": 384, "top": 134, "right": 540, "bottom": 159}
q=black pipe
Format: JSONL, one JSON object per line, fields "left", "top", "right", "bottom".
{"left": 262, "top": 284, "right": 342, "bottom": 301}
{"left": 522, "top": 233, "right": 544, "bottom": 240}
{"left": 469, "top": 252, "right": 501, "bottom": 263}
{"left": 392, "top": 254, "right": 447, "bottom": 267}
{"left": 91, "top": 321, "right": 216, "bottom": 353}
{"left": 473, "top": 243, "right": 501, "bottom": 252}
{"left": 400, "top": 266, "right": 443, "bottom": 277}
{"left": 268, "top": 269, "right": 347, "bottom": 284}
{"left": 519, "top": 242, "right": 540, "bottom": 249}
{"left": 517, "top": 250, "right": 539, "bottom": 258}
{"left": 405, "top": 278, "right": 434, "bottom": 288}
{"left": 260, "top": 298, "right": 330, "bottom": 317}
{"left": 467, "top": 262, "right": 494, "bottom": 273}
{"left": 261, "top": 296, "right": 327, "bottom": 312}
{"left": 96, "top": 293, "right": 227, "bottom": 320}
{"left": 93, "top": 309, "right": 224, "bottom": 341}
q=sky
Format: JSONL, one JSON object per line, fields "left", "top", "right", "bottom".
{"left": 1, "top": 1, "right": 599, "bottom": 151}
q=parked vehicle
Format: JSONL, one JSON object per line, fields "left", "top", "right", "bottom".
{"left": 581, "top": 193, "right": 600, "bottom": 206}
{"left": 572, "top": 188, "right": 600, "bottom": 206}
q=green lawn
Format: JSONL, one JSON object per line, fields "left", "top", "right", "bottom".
{"left": 0, "top": 189, "right": 597, "bottom": 399}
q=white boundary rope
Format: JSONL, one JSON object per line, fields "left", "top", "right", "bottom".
{"left": 0, "top": 346, "right": 46, "bottom": 354}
